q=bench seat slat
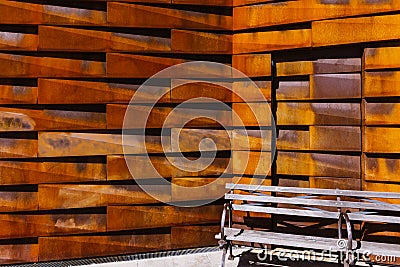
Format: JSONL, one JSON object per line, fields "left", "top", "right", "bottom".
{"left": 233, "top": 204, "right": 400, "bottom": 224}
{"left": 226, "top": 183, "right": 400, "bottom": 199}
{"left": 226, "top": 193, "right": 400, "bottom": 212}
{"left": 224, "top": 228, "right": 400, "bottom": 257}
{"left": 232, "top": 204, "right": 339, "bottom": 219}
{"left": 225, "top": 228, "right": 353, "bottom": 251}
{"left": 347, "top": 212, "right": 400, "bottom": 224}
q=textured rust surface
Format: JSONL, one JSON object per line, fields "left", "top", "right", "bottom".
{"left": 0, "top": 0, "right": 399, "bottom": 263}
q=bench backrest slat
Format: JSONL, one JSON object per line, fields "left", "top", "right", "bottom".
{"left": 226, "top": 193, "right": 400, "bottom": 212}
{"left": 234, "top": 204, "right": 400, "bottom": 224}
{"left": 233, "top": 204, "right": 339, "bottom": 219}
{"left": 226, "top": 183, "right": 400, "bottom": 199}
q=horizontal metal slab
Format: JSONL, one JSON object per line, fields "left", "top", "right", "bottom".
{"left": 224, "top": 228, "right": 400, "bottom": 257}
{"left": 232, "top": 204, "right": 400, "bottom": 224}
{"left": 226, "top": 194, "right": 400, "bottom": 212}
{"left": 226, "top": 183, "right": 400, "bottom": 199}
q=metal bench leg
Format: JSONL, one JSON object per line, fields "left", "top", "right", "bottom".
{"left": 221, "top": 243, "right": 228, "bottom": 267}
{"left": 228, "top": 243, "right": 234, "bottom": 261}
{"left": 219, "top": 203, "right": 229, "bottom": 267}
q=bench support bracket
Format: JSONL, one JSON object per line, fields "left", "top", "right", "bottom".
{"left": 338, "top": 211, "right": 356, "bottom": 267}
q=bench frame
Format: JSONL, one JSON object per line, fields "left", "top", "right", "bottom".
{"left": 217, "top": 183, "right": 400, "bottom": 267}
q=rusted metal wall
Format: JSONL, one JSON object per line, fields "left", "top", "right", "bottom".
{"left": 234, "top": 0, "right": 400, "bottom": 255}
{"left": 0, "top": 0, "right": 233, "bottom": 263}
{"left": 0, "top": 0, "right": 400, "bottom": 263}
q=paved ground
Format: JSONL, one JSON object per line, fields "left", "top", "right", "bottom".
{"left": 78, "top": 248, "right": 385, "bottom": 267}
{"left": 80, "top": 250, "right": 240, "bottom": 267}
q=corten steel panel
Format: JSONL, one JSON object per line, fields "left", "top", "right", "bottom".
{"left": 0, "top": 85, "right": 37, "bottom": 104}
{"left": 362, "top": 182, "right": 400, "bottom": 205}
{"left": 312, "top": 14, "right": 400, "bottom": 47}
{"left": 0, "top": 53, "right": 105, "bottom": 77}
{"left": 365, "top": 102, "right": 400, "bottom": 125}
{"left": 233, "top": 102, "right": 272, "bottom": 126}
{"left": 171, "top": 178, "right": 232, "bottom": 202}
{"left": 123, "top": 0, "right": 171, "bottom": 3}
{"left": 233, "top": 0, "right": 274, "bottom": 7}
{"left": 0, "top": 244, "right": 38, "bottom": 264}
{"left": 309, "top": 126, "right": 361, "bottom": 152}
{"left": 107, "top": 155, "right": 229, "bottom": 180}
{"left": 38, "top": 79, "right": 170, "bottom": 104}
{"left": 233, "top": 29, "right": 312, "bottom": 54}
{"left": 0, "top": 214, "right": 106, "bottom": 239}
{"left": 38, "top": 185, "right": 169, "bottom": 210}
{"left": 277, "top": 81, "right": 310, "bottom": 101}
{"left": 170, "top": 128, "right": 271, "bottom": 152}
{"left": 0, "top": 32, "right": 37, "bottom": 50}
{"left": 310, "top": 74, "right": 361, "bottom": 99}
{"left": 0, "top": 137, "right": 37, "bottom": 158}
{"left": 364, "top": 127, "right": 400, "bottom": 153}
{"left": 232, "top": 54, "right": 271, "bottom": 77}
{"left": 0, "top": 107, "right": 106, "bottom": 131}
{"left": 277, "top": 58, "right": 361, "bottom": 76}
{"left": 107, "top": 205, "right": 223, "bottom": 231}
{"left": 0, "top": 1, "right": 106, "bottom": 25}
{"left": 364, "top": 47, "right": 400, "bottom": 70}
{"left": 277, "top": 152, "right": 360, "bottom": 178}
{"left": 106, "top": 53, "right": 187, "bottom": 78}
{"left": 277, "top": 102, "right": 361, "bottom": 126}
{"left": 277, "top": 130, "right": 310, "bottom": 151}
{"left": 171, "top": 30, "right": 232, "bottom": 54}
{"left": 310, "top": 177, "right": 361, "bottom": 191}
{"left": 364, "top": 156, "right": 400, "bottom": 183}
{"left": 0, "top": 192, "right": 38, "bottom": 212}
{"left": 233, "top": 0, "right": 400, "bottom": 30}
{"left": 42, "top": 6, "right": 106, "bottom": 26}
{"left": 232, "top": 129, "right": 272, "bottom": 151}
{"left": 232, "top": 80, "right": 272, "bottom": 102}
{"left": 232, "top": 151, "right": 272, "bottom": 176}
{"left": 364, "top": 71, "right": 400, "bottom": 98}
{"left": 107, "top": 3, "right": 232, "bottom": 30}
{"left": 109, "top": 32, "right": 171, "bottom": 52}
{"left": 0, "top": 0, "right": 42, "bottom": 24}
{"left": 39, "top": 26, "right": 109, "bottom": 52}
{"left": 38, "top": 132, "right": 168, "bottom": 157}
{"left": 106, "top": 104, "right": 173, "bottom": 129}
{"left": 39, "top": 26, "right": 171, "bottom": 53}
{"left": 171, "top": 226, "right": 221, "bottom": 249}
{"left": 0, "top": 161, "right": 105, "bottom": 185}
{"left": 276, "top": 74, "right": 362, "bottom": 101}
{"left": 173, "top": 0, "right": 232, "bottom": 6}
{"left": 170, "top": 80, "right": 233, "bottom": 102}
{"left": 107, "top": 104, "right": 232, "bottom": 129}
{"left": 170, "top": 128, "right": 231, "bottom": 152}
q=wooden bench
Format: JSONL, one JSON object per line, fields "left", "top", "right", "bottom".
{"left": 217, "top": 183, "right": 400, "bottom": 267}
